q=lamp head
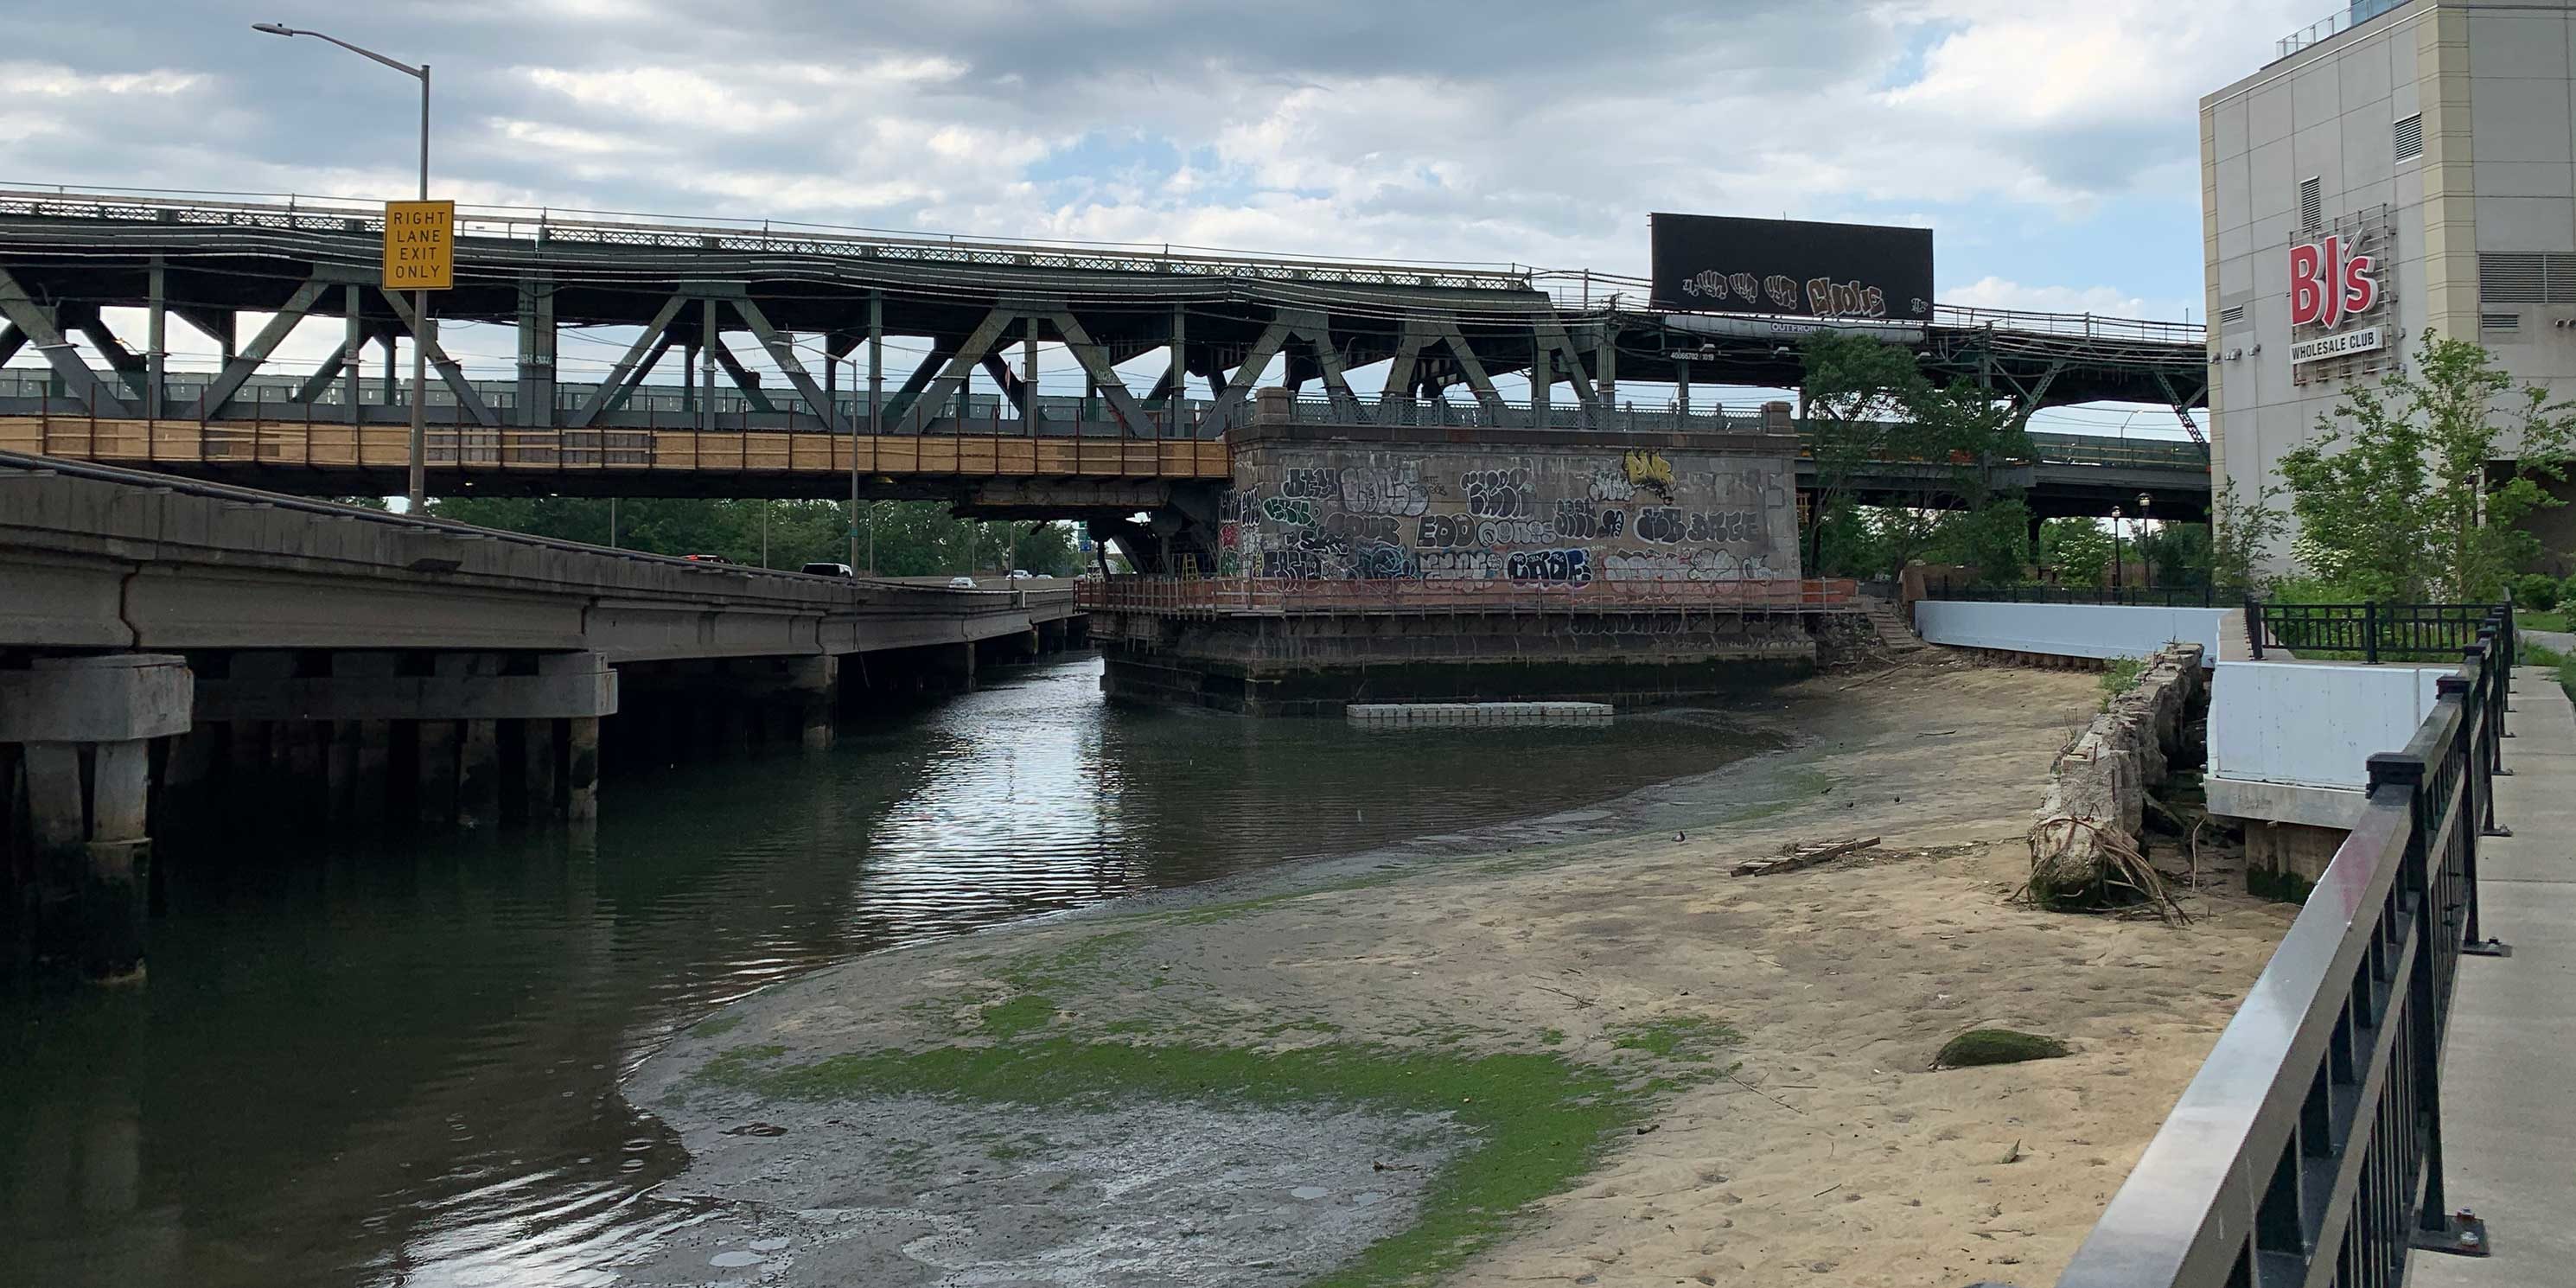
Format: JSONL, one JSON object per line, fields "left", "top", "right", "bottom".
{"left": 252, "top": 22, "right": 298, "bottom": 35}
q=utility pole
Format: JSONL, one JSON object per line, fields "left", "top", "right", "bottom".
{"left": 255, "top": 22, "right": 434, "bottom": 511}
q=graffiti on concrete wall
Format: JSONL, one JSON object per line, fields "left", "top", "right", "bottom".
{"left": 1222, "top": 441, "right": 1795, "bottom": 586}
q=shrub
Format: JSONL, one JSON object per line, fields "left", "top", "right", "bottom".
{"left": 2560, "top": 572, "right": 2576, "bottom": 614}
{"left": 1935, "top": 1029, "right": 2069, "bottom": 1068}
{"left": 2514, "top": 572, "right": 2561, "bottom": 611}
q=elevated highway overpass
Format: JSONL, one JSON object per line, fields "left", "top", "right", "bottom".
{"left": 0, "top": 450, "right": 1084, "bottom": 979}
{"left": 0, "top": 186, "right": 2206, "bottom": 442}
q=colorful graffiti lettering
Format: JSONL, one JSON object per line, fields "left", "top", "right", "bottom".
{"left": 1505, "top": 548, "right": 1591, "bottom": 583}
{"left": 1339, "top": 466, "right": 1431, "bottom": 516}
{"left": 1281, "top": 467, "right": 1343, "bottom": 499}
{"left": 1260, "top": 495, "right": 1316, "bottom": 526}
{"left": 1476, "top": 518, "right": 1554, "bottom": 546}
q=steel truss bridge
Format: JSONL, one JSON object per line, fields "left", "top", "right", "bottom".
{"left": 0, "top": 186, "right": 2209, "bottom": 520}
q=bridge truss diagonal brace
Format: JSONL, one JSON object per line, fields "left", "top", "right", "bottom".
{"left": 1278, "top": 310, "right": 1368, "bottom": 425}
{"left": 1196, "top": 320, "right": 1292, "bottom": 439}
{"left": 1376, "top": 320, "right": 1432, "bottom": 412}
{"left": 182, "top": 277, "right": 327, "bottom": 421}
{"left": 1530, "top": 318, "right": 1599, "bottom": 411}
{"left": 571, "top": 294, "right": 687, "bottom": 429}
{"left": 898, "top": 308, "right": 1019, "bottom": 436}
{"left": 731, "top": 296, "right": 844, "bottom": 433}
{"left": 0, "top": 267, "right": 135, "bottom": 418}
{"left": 2152, "top": 369, "right": 2213, "bottom": 455}
{"left": 702, "top": 327, "right": 777, "bottom": 415}
{"left": 1049, "top": 311, "right": 1156, "bottom": 437}
{"left": 67, "top": 306, "right": 150, "bottom": 403}
{"left": 0, "top": 322, "right": 24, "bottom": 367}
{"left": 881, "top": 340, "right": 955, "bottom": 428}
{"left": 379, "top": 290, "right": 499, "bottom": 427}
{"left": 1432, "top": 321, "right": 1508, "bottom": 421}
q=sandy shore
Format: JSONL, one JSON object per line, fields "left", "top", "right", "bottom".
{"left": 622, "top": 662, "right": 2292, "bottom": 1287}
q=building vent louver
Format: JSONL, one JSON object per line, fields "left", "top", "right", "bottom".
{"left": 2479, "top": 252, "right": 2576, "bottom": 304}
{"left": 2299, "top": 177, "right": 2323, "bottom": 232}
{"left": 2481, "top": 311, "right": 2522, "bottom": 335}
{"left": 2218, "top": 303, "right": 2248, "bottom": 328}
{"left": 2393, "top": 113, "right": 2423, "bottom": 163}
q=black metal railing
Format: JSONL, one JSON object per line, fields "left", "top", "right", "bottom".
{"left": 2248, "top": 600, "right": 2514, "bottom": 665}
{"left": 2051, "top": 607, "right": 2515, "bottom": 1287}
{"left": 1929, "top": 577, "right": 2246, "bottom": 608}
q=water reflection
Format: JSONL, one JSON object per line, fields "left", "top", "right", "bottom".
{"left": 0, "top": 655, "right": 1765, "bottom": 1286}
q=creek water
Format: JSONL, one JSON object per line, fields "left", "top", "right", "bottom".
{"left": 1, "top": 654, "right": 1767, "bottom": 1287}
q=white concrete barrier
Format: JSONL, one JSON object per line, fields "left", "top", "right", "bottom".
{"left": 1913, "top": 601, "right": 2228, "bottom": 665}
{"left": 2204, "top": 660, "right": 2451, "bottom": 826}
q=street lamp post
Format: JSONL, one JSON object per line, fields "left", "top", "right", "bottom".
{"left": 253, "top": 22, "right": 433, "bottom": 512}
{"left": 2110, "top": 505, "right": 2126, "bottom": 596}
{"left": 2137, "top": 492, "right": 2154, "bottom": 591}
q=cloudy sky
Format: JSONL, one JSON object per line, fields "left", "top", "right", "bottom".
{"left": 1, "top": 0, "right": 2318, "bottom": 428}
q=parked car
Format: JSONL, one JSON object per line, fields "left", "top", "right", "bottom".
{"left": 681, "top": 553, "right": 736, "bottom": 564}
{"left": 947, "top": 576, "right": 979, "bottom": 588}
{"left": 1007, "top": 569, "right": 1035, "bottom": 579}
{"left": 800, "top": 562, "right": 855, "bottom": 577}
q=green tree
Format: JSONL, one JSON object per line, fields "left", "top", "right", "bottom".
{"left": 1811, "top": 497, "right": 1889, "bottom": 578}
{"left": 2134, "top": 522, "right": 2211, "bottom": 589}
{"left": 1924, "top": 499, "right": 2036, "bottom": 586}
{"left": 1900, "top": 377, "right": 2035, "bottom": 511}
{"left": 426, "top": 496, "right": 1081, "bottom": 577}
{"left": 2209, "top": 478, "right": 2287, "bottom": 592}
{"left": 1797, "top": 332, "right": 1928, "bottom": 575}
{"left": 2278, "top": 333, "right": 2574, "bottom": 600}
{"left": 2040, "top": 517, "right": 2116, "bottom": 589}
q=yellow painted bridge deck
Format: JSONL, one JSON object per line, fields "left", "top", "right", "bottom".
{"left": 0, "top": 417, "right": 1231, "bottom": 484}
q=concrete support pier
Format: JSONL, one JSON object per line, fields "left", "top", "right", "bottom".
{"left": 0, "top": 654, "right": 192, "bottom": 981}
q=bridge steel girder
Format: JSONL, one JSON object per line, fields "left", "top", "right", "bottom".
{"left": 67, "top": 305, "right": 150, "bottom": 404}
{"left": 188, "top": 277, "right": 327, "bottom": 421}
{"left": 0, "top": 269, "right": 134, "bottom": 418}
{"left": 2152, "top": 368, "right": 2214, "bottom": 456}
{"left": 897, "top": 308, "right": 1017, "bottom": 437}
{"left": 732, "top": 295, "right": 845, "bottom": 435}
{"left": 1197, "top": 319, "right": 1291, "bottom": 439}
{"left": 704, "top": 329, "right": 778, "bottom": 415}
{"left": 0, "top": 322, "right": 23, "bottom": 367}
{"left": 571, "top": 293, "right": 687, "bottom": 429}
{"left": 379, "top": 290, "right": 500, "bottom": 428}
{"left": 1049, "top": 310, "right": 1157, "bottom": 437}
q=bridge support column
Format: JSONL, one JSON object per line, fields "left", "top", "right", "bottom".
{"left": 932, "top": 641, "right": 978, "bottom": 692}
{"left": 181, "top": 650, "right": 615, "bottom": 834}
{"left": 0, "top": 655, "right": 193, "bottom": 982}
{"left": 566, "top": 717, "right": 600, "bottom": 821}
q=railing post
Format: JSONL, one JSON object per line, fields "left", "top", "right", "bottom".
{"left": 2246, "top": 595, "right": 2266, "bottom": 660}
{"left": 2372, "top": 744, "right": 2458, "bottom": 1209}
{"left": 2446, "top": 665, "right": 2513, "bottom": 955}
{"left": 2364, "top": 601, "right": 2380, "bottom": 665}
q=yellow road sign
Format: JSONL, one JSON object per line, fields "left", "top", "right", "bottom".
{"left": 383, "top": 200, "right": 454, "bottom": 290}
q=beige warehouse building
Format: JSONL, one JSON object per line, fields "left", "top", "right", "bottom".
{"left": 2203, "top": 0, "right": 2576, "bottom": 566}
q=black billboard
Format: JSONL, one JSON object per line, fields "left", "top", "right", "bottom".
{"left": 1648, "top": 214, "right": 1934, "bottom": 321}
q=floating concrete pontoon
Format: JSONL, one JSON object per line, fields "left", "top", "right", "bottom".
{"left": 1345, "top": 701, "right": 1613, "bottom": 726}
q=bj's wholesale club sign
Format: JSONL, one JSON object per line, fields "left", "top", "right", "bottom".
{"left": 2286, "top": 233, "right": 2383, "bottom": 365}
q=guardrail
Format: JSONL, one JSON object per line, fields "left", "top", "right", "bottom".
{"left": 1074, "top": 575, "right": 1859, "bottom": 615}
{"left": 1526, "top": 270, "right": 2206, "bottom": 347}
{"left": 0, "top": 447, "right": 1066, "bottom": 608}
{"left": 1929, "top": 580, "right": 2247, "bottom": 608}
{"left": 0, "top": 185, "right": 1536, "bottom": 293}
{"left": 2249, "top": 601, "right": 2511, "bottom": 664}
{"left": 2052, "top": 605, "right": 2514, "bottom": 1286}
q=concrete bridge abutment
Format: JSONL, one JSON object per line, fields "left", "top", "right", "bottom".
{"left": 1, "top": 655, "right": 191, "bottom": 982}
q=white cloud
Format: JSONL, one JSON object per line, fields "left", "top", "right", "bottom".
{"left": 1942, "top": 275, "right": 2190, "bottom": 322}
